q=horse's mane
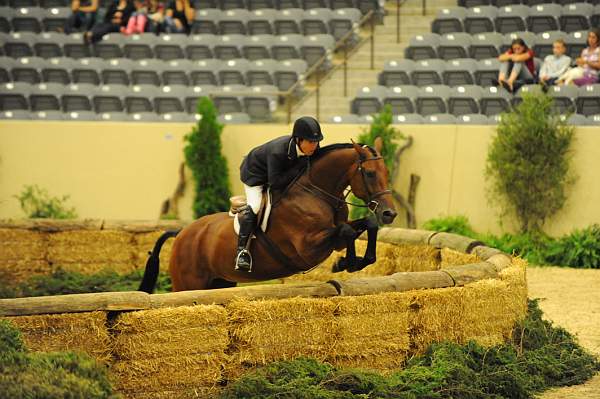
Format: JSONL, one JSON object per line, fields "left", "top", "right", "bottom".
{"left": 312, "top": 143, "right": 377, "bottom": 161}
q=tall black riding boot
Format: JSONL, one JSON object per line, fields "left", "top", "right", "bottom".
{"left": 235, "top": 206, "right": 257, "bottom": 272}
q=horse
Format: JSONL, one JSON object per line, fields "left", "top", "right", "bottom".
{"left": 138, "top": 140, "right": 397, "bottom": 293}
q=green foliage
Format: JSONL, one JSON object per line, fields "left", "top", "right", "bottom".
{"left": 0, "top": 319, "right": 116, "bottom": 399}
{"left": 486, "top": 92, "right": 575, "bottom": 233}
{"left": 422, "top": 215, "right": 476, "bottom": 238}
{"left": 541, "top": 225, "right": 600, "bottom": 268}
{"left": 14, "top": 185, "right": 77, "bottom": 219}
{"left": 221, "top": 300, "right": 599, "bottom": 399}
{"left": 0, "top": 268, "right": 172, "bottom": 299}
{"left": 184, "top": 97, "right": 232, "bottom": 218}
{"left": 350, "top": 105, "right": 404, "bottom": 220}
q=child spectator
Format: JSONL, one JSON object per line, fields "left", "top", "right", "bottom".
{"left": 64, "top": 0, "right": 98, "bottom": 34}
{"left": 84, "top": 0, "right": 134, "bottom": 43}
{"left": 539, "top": 39, "right": 571, "bottom": 87}
{"left": 122, "top": 0, "right": 150, "bottom": 35}
{"left": 146, "top": 0, "right": 165, "bottom": 34}
{"left": 164, "top": 0, "right": 194, "bottom": 34}
{"left": 497, "top": 38, "right": 536, "bottom": 93}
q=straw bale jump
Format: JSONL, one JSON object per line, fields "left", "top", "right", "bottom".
{"left": 0, "top": 226, "right": 527, "bottom": 399}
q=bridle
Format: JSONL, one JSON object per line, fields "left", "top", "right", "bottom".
{"left": 296, "top": 151, "right": 392, "bottom": 215}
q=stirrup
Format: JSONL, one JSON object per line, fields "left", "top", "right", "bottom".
{"left": 235, "top": 249, "right": 253, "bottom": 272}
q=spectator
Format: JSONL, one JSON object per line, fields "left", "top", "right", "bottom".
{"left": 122, "top": 0, "right": 150, "bottom": 35}
{"left": 164, "top": 0, "right": 194, "bottom": 34}
{"left": 496, "top": 38, "right": 536, "bottom": 93}
{"left": 539, "top": 39, "right": 571, "bottom": 87}
{"left": 84, "top": 0, "right": 134, "bottom": 43}
{"left": 146, "top": 0, "right": 166, "bottom": 34}
{"left": 64, "top": 0, "right": 98, "bottom": 34}
{"left": 557, "top": 29, "right": 600, "bottom": 86}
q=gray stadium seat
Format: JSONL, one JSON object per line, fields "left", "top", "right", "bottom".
{"left": 123, "top": 34, "right": 156, "bottom": 60}
{"left": 98, "top": 112, "right": 129, "bottom": 121}
{"left": 475, "top": 58, "right": 500, "bottom": 86}
{"left": 271, "top": 33, "right": 302, "bottom": 60}
{"left": 424, "top": 113, "right": 457, "bottom": 124}
{"left": 154, "top": 85, "right": 186, "bottom": 114}
{"left": 0, "top": 56, "right": 12, "bottom": 82}
{"left": 192, "top": 8, "right": 220, "bottom": 34}
{"left": 218, "top": 112, "right": 251, "bottom": 124}
{"left": 576, "top": 84, "right": 600, "bottom": 117}
{"left": 456, "top": 113, "right": 489, "bottom": 124}
{"left": 92, "top": 84, "right": 126, "bottom": 113}
{"left": 356, "top": 0, "right": 384, "bottom": 21}
{"left": 71, "top": 57, "right": 102, "bottom": 85}
{"left": 41, "top": 56, "right": 72, "bottom": 84}
{"left": 63, "top": 32, "right": 92, "bottom": 59}
{"left": 593, "top": 4, "right": 600, "bottom": 28}
{"left": 534, "top": 31, "right": 567, "bottom": 61}
{"left": 547, "top": 84, "right": 578, "bottom": 114}
{"left": 162, "top": 59, "right": 192, "bottom": 87}
{"left": 185, "top": 85, "right": 216, "bottom": 113}
{"left": 448, "top": 85, "right": 483, "bottom": 116}
{"left": 560, "top": 113, "right": 589, "bottom": 126}
{"left": 219, "top": 9, "right": 249, "bottom": 35}
{"left": 219, "top": 58, "right": 249, "bottom": 85}
{"left": 4, "top": 31, "right": 35, "bottom": 58}
{"left": 329, "top": 8, "right": 361, "bottom": 43}
{"left": 94, "top": 33, "right": 124, "bottom": 59}
{"left": 410, "top": 59, "right": 445, "bottom": 86}
{"left": 443, "top": 58, "right": 477, "bottom": 86}
{"left": 378, "top": 59, "right": 415, "bottom": 87}
{"left": 154, "top": 34, "right": 186, "bottom": 61}
{"left": 129, "top": 111, "right": 160, "bottom": 122}
{"left": 560, "top": 3, "right": 592, "bottom": 33}
{"left": 243, "top": 84, "right": 278, "bottom": 121}
{"left": 273, "top": 58, "right": 306, "bottom": 91}
{"left": 469, "top": 32, "right": 502, "bottom": 60}
{"left": 246, "top": 58, "right": 276, "bottom": 86}
{"left": 383, "top": 85, "right": 418, "bottom": 115}
{"left": 34, "top": 31, "right": 64, "bottom": 58}
{"left": 501, "top": 31, "right": 537, "bottom": 54}
{"left": 247, "top": 9, "right": 275, "bottom": 35}
{"left": 276, "top": 0, "right": 300, "bottom": 9}
{"left": 392, "top": 113, "right": 424, "bottom": 124}
{"left": 212, "top": 84, "right": 246, "bottom": 114}
{"left": 458, "top": 0, "right": 490, "bottom": 8}
{"left": 512, "top": 84, "right": 543, "bottom": 107}
{"left": 125, "top": 84, "right": 159, "bottom": 113}
{"left": 587, "top": 115, "right": 600, "bottom": 125}
{"left": 302, "top": 8, "right": 331, "bottom": 35}
{"left": 405, "top": 33, "right": 440, "bottom": 61}
{"left": 101, "top": 58, "right": 133, "bottom": 86}
{"left": 328, "top": 114, "right": 361, "bottom": 124}
{"left": 160, "top": 112, "right": 196, "bottom": 122}
{"left": 220, "top": 0, "right": 244, "bottom": 10}
{"left": 438, "top": 32, "right": 471, "bottom": 60}
{"left": 12, "top": 7, "right": 43, "bottom": 33}
{"left": 61, "top": 83, "right": 94, "bottom": 112}
{"left": 29, "top": 82, "right": 62, "bottom": 111}
{"left": 274, "top": 8, "right": 302, "bottom": 35}
{"left": 416, "top": 85, "right": 450, "bottom": 116}
{"left": 32, "top": 110, "right": 64, "bottom": 120}
{"left": 432, "top": 7, "right": 466, "bottom": 35}
{"left": 0, "top": 81, "right": 31, "bottom": 110}
{"left": 11, "top": 56, "right": 42, "bottom": 84}
{"left": 190, "top": 59, "right": 221, "bottom": 86}
{"left": 480, "top": 85, "right": 512, "bottom": 116}
{"left": 356, "top": 114, "right": 374, "bottom": 124}
{"left": 464, "top": 6, "right": 497, "bottom": 34}
{"left": 42, "top": 6, "right": 69, "bottom": 32}
{"left": 186, "top": 34, "right": 215, "bottom": 60}
{"left": 0, "top": 8, "right": 13, "bottom": 33}
{"left": 301, "top": 34, "right": 334, "bottom": 68}
{"left": 565, "top": 30, "right": 587, "bottom": 59}
{"left": 303, "top": 0, "right": 327, "bottom": 9}
{"left": 0, "top": 109, "right": 31, "bottom": 119}
{"left": 131, "top": 59, "right": 163, "bottom": 86}
{"left": 495, "top": 5, "right": 529, "bottom": 34}
{"left": 527, "top": 4, "right": 561, "bottom": 34}
{"left": 351, "top": 85, "right": 386, "bottom": 116}
{"left": 10, "top": 0, "right": 37, "bottom": 8}
{"left": 330, "top": 0, "right": 356, "bottom": 10}
{"left": 213, "top": 34, "right": 245, "bottom": 60}
{"left": 243, "top": 34, "right": 273, "bottom": 60}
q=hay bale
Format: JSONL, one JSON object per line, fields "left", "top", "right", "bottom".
{"left": 111, "top": 305, "right": 229, "bottom": 395}
{"left": 133, "top": 231, "right": 175, "bottom": 270}
{"left": 440, "top": 247, "right": 480, "bottom": 268}
{"left": 0, "top": 259, "right": 52, "bottom": 284}
{"left": 5, "top": 311, "right": 111, "bottom": 362}
{"left": 0, "top": 229, "right": 47, "bottom": 261}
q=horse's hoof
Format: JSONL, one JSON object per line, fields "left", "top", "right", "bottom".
{"left": 332, "top": 257, "right": 347, "bottom": 273}
{"left": 347, "top": 257, "right": 365, "bottom": 273}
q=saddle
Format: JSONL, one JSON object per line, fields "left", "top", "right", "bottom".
{"left": 229, "top": 189, "right": 272, "bottom": 235}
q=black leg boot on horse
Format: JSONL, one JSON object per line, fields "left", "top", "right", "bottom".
{"left": 235, "top": 205, "right": 257, "bottom": 272}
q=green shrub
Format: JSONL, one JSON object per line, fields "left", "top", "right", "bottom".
{"left": 422, "top": 215, "right": 477, "bottom": 238}
{"left": 486, "top": 92, "right": 575, "bottom": 233}
{"left": 220, "top": 300, "right": 599, "bottom": 399}
{"left": 0, "top": 319, "right": 116, "bottom": 399}
{"left": 184, "top": 97, "right": 231, "bottom": 218}
{"left": 542, "top": 224, "right": 600, "bottom": 268}
{"left": 14, "top": 185, "right": 78, "bottom": 219}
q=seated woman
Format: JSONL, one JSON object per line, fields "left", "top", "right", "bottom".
{"left": 163, "top": 0, "right": 194, "bottom": 34}
{"left": 497, "top": 38, "right": 536, "bottom": 93}
{"left": 64, "top": 0, "right": 98, "bottom": 34}
{"left": 557, "top": 29, "right": 600, "bottom": 86}
{"left": 84, "top": 0, "right": 134, "bottom": 44}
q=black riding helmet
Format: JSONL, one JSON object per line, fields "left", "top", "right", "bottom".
{"left": 292, "top": 116, "right": 324, "bottom": 142}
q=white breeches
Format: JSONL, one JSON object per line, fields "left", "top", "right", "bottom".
{"left": 244, "top": 184, "right": 263, "bottom": 214}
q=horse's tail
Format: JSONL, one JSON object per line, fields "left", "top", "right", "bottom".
{"left": 138, "top": 230, "right": 180, "bottom": 294}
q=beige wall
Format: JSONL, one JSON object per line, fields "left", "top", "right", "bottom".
{"left": 1, "top": 121, "right": 599, "bottom": 235}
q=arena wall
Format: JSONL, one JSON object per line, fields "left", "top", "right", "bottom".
{"left": 1, "top": 122, "right": 599, "bottom": 235}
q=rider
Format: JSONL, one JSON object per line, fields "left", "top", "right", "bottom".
{"left": 235, "top": 116, "right": 324, "bottom": 272}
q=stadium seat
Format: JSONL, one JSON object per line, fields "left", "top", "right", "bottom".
{"left": 4, "top": 31, "right": 35, "bottom": 58}
{"left": 243, "top": 34, "right": 273, "bottom": 60}
{"left": 212, "top": 84, "right": 246, "bottom": 114}
{"left": 302, "top": 8, "right": 331, "bottom": 35}
{"left": 42, "top": 6, "right": 69, "bottom": 31}
{"left": 593, "top": 4, "right": 600, "bottom": 28}
{"left": 184, "top": 85, "right": 216, "bottom": 113}
{"left": 162, "top": 59, "right": 192, "bottom": 87}
{"left": 243, "top": 84, "right": 277, "bottom": 121}
{"left": 469, "top": 32, "right": 502, "bottom": 60}
{"left": 276, "top": 0, "right": 300, "bottom": 9}
{"left": 11, "top": 7, "right": 43, "bottom": 33}
{"left": 356, "top": 0, "right": 383, "bottom": 20}
{"left": 271, "top": 33, "right": 302, "bottom": 60}
{"left": 213, "top": 34, "right": 245, "bottom": 60}
{"left": 480, "top": 85, "right": 512, "bottom": 116}
{"left": 154, "top": 34, "right": 186, "bottom": 61}
{"left": 501, "top": 31, "right": 537, "bottom": 54}
{"left": 131, "top": 59, "right": 162, "bottom": 86}
{"left": 61, "top": 83, "right": 94, "bottom": 112}
{"left": 475, "top": 58, "right": 500, "bottom": 86}
{"left": 273, "top": 58, "right": 306, "bottom": 91}
{"left": 564, "top": 30, "right": 587, "bottom": 59}
{"left": 92, "top": 84, "right": 126, "bottom": 113}
{"left": 547, "top": 84, "right": 578, "bottom": 114}
{"left": 159, "top": 112, "right": 196, "bottom": 122}
{"left": 190, "top": 59, "right": 221, "bottom": 86}
{"left": 378, "top": 59, "right": 415, "bottom": 87}
{"left": 300, "top": 34, "right": 334, "bottom": 67}
{"left": 0, "top": 56, "right": 12, "bottom": 82}
{"left": 588, "top": 114, "right": 600, "bottom": 125}
{"left": 98, "top": 111, "right": 129, "bottom": 121}
{"left": 443, "top": 58, "right": 477, "bottom": 86}
{"left": 274, "top": 8, "right": 302, "bottom": 35}
{"left": 560, "top": 113, "right": 589, "bottom": 125}
{"left": 219, "top": 9, "right": 249, "bottom": 35}
{"left": 410, "top": 59, "right": 445, "bottom": 86}
{"left": 40, "top": 0, "right": 70, "bottom": 7}
{"left": 328, "top": 114, "right": 362, "bottom": 124}
{"left": 41, "top": 56, "right": 71, "bottom": 84}
{"left": 154, "top": 85, "right": 186, "bottom": 114}
{"left": 34, "top": 31, "right": 64, "bottom": 58}
{"left": 0, "top": 109, "right": 31, "bottom": 119}
{"left": 416, "top": 85, "right": 450, "bottom": 116}
{"left": 576, "top": 84, "right": 600, "bottom": 117}
{"left": 455, "top": 113, "right": 489, "bottom": 124}
{"left": 0, "top": 8, "right": 13, "bottom": 33}
{"left": 247, "top": 9, "right": 275, "bottom": 35}
{"left": 448, "top": 85, "right": 483, "bottom": 116}
{"left": 123, "top": 34, "right": 156, "bottom": 60}
{"left": 533, "top": 31, "right": 567, "bottom": 59}
{"left": 356, "top": 114, "right": 374, "bottom": 124}
{"left": 382, "top": 85, "right": 418, "bottom": 115}
{"left": 129, "top": 111, "right": 159, "bottom": 121}
{"left": 125, "top": 84, "right": 158, "bottom": 113}
{"left": 246, "top": 58, "right": 276, "bottom": 86}
{"left": 71, "top": 57, "right": 102, "bottom": 85}
{"left": 405, "top": 33, "right": 440, "bottom": 61}
{"left": 438, "top": 32, "right": 471, "bottom": 60}
{"left": 303, "top": 0, "right": 327, "bottom": 9}
{"left": 464, "top": 6, "right": 496, "bottom": 34}
{"left": 560, "top": 3, "right": 592, "bottom": 33}
{"left": 63, "top": 32, "right": 92, "bottom": 59}
{"left": 329, "top": 8, "right": 360, "bottom": 42}
{"left": 218, "top": 58, "right": 248, "bottom": 85}
{"left": 512, "top": 84, "right": 543, "bottom": 107}
{"left": 527, "top": 4, "right": 561, "bottom": 33}
{"left": 218, "top": 112, "right": 251, "bottom": 124}
{"left": 0, "top": 81, "right": 30, "bottom": 110}
{"left": 330, "top": 0, "right": 355, "bottom": 10}
{"left": 10, "top": 0, "right": 37, "bottom": 8}
{"left": 495, "top": 5, "right": 529, "bottom": 34}
{"left": 10, "top": 56, "right": 42, "bottom": 84}
{"left": 219, "top": 0, "right": 244, "bottom": 10}
{"left": 350, "top": 85, "right": 386, "bottom": 116}
{"left": 392, "top": 113, "right": 424, "bottom": 124}
{"left": 101, "top": 58, "right": 133, "bottom": 86}
{"left": 458, "top": 0, "right": 490, "bottom": 8}
{"left": 192, "top": 8, "right": 220, "bottom": 34}
{"left": 432, "top": 7, "right": 466, "bottom": 35}
{"left": 424, "top": 113, "right": 457, "bottom": 124}
{"left": 186, "top": 34, "right": 215, "bottom": 60}
{"left": 94, "top": 34, "right": 124, "bottom": 59}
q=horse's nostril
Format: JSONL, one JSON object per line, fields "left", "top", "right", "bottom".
{"left": 383, "top": 210, "right": 397, "bottom": 219}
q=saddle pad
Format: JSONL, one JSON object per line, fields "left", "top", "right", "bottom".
{"left": 232, "top": 188, "right": 272, "bottom": 236}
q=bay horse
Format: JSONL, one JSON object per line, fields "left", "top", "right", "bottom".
{"left": 139, "top": 141, "right": 397, "bottom": 293}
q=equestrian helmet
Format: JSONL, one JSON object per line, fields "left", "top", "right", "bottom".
{"left": 292, "top": 116, "right": 324, "bottom": 142}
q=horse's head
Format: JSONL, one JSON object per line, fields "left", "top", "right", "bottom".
{"left": 350, "top": 139, "right": 397, "bottom": 225}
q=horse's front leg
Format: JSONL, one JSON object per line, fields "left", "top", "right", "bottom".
{"left": 332, "top": 216, "right": 379, "bottom": 273}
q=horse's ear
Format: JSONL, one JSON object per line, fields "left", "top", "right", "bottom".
{"left": 374, "top": 136, "right": 383, "bottom": 155}
{"left": 351, "top": 140, "right": 366, "bottom": 160}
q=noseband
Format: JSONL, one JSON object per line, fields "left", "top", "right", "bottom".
{"left": 356, "top": 155, "right": 392, "bottom": 214}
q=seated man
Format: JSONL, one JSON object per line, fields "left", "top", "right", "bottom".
{"left": 235, "top": 116, "right": 323, "bottom": 272}
{"left": 539, "top": 39, "right": 571, "bottom": 87}
{"left": 64, "top": 0, "right": 98, "bottom": 34}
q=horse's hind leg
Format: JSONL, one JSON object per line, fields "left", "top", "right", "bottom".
{"left": 208, "top": 278, "right": 237, "bottom": 289}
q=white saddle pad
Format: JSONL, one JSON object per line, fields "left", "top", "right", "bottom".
{"left": 231, "top": 188, "right": 272, "bottom": 235}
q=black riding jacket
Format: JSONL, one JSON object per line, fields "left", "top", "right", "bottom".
{"left": 240, "top": 135, "right": 313, "bottom": 189}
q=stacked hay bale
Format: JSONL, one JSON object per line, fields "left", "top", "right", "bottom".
{"left": 0, "top": 228, "right": 50, "bottom": 283}
{"left": 133, "top": 231, "right": 175, "bottom": 270}
{"left": 111, "top": 305, "right": 229, "bottom": 399}
{"left": 7, "top": 311, "right": 111, "bottom": 362}
{"left": 440, "top": 247, "right": 480, "bottom": 268}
